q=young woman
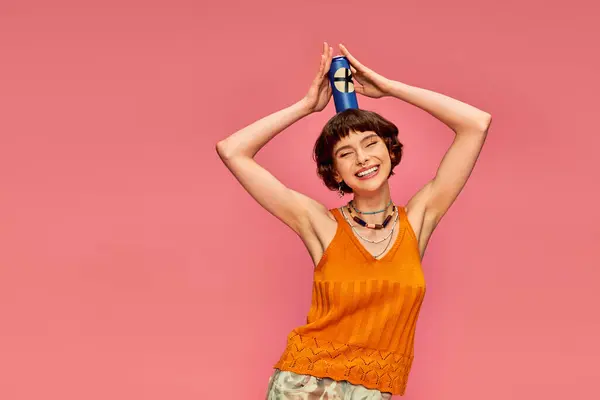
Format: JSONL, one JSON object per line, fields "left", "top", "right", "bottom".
{"left": 216, "top": 42, "right": 492, "bottom": 399}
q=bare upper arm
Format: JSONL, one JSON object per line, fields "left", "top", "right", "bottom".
{"left": 405, "top": 122, "right": 490, "bottom": 256}
{"left": 424, "top": 129, "right": 488, "bottom": 224}
{"left": 216, "top": 149, "right": 327, "bottom": 237}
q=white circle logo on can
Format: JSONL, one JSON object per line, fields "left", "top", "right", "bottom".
{"left": 333, "top": 67, "right": 355, "bottom": 93}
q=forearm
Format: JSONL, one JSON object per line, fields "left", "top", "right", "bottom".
{"left": 216, "top": 99, "right": 311, "bottom": 159}
{"left": 386, "top": 80, "right": 491, "bottom": 133}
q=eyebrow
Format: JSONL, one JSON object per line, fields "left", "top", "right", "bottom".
{"left": 334, "top": 134, "right": 379, "bottom": 156}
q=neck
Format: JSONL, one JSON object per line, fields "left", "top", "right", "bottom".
{"left": 349, "top": 183, "right": 393, "bottom": 224}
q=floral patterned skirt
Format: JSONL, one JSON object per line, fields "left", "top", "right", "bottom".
{"left": 266, "top": 369, "right": 393, "bottom": 400}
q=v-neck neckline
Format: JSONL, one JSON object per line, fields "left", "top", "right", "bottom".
{"left": 334, "top": 206, "right": 405, "bottom": 263}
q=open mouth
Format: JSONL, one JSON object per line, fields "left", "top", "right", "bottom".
{"left": 355, "top": 165, "right": 380, "bottom": 179}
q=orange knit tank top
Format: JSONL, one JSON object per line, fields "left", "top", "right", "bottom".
{"left": 273, "top": 206, "right": 426, "bottom": 395}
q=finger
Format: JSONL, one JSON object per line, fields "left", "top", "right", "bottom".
{"left": 325, "top": 45, "right": 334, "bottom": 75}
{"left": 316, "top": 42, "right": 325, "bottom": 71}
{"left": 316, "top": 54, "right": 325, "bottom": 79}
{"left": 320, "top": 73, "right": 330, "bottom": 90}
{"left": 339, "top": 43, "right": 364, "bottom": 69}
{"left": 318, "top": 42, "right": 329, "bottom": 73}
{"left": 354, "top": 84, "right": 364, "bottom": 95}
{"left": 319, "top": 42, "right": 330, "bottom": 76}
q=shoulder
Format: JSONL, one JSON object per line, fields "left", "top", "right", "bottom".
{"left": 290, "top": 194, "right": 340, "bottom": 259}
{"left": 289, "top": 191, "right": 337, "bottom": 234}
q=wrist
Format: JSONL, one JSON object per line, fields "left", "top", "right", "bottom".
{"left": 384, "top": 80, "right": 409, "bottom": 98}
{"left": 296, "top": 97, "right": 317, "bottom": 116}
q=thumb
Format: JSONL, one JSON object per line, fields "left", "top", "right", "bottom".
{"left": 351, "top": 71, "right": 365, "bottom": 87}
{"left": 353, "top": 83, "right": 365, "bottom": 95}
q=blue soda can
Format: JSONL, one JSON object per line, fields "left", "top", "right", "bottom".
{"left": 328, "top": 55, "right": 359, "bottom": 113}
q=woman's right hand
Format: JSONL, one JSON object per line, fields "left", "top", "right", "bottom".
{"left": 301, "top": 42, "right": 333, "bottom": 113}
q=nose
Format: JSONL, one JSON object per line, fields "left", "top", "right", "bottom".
{"left": 356, "top": 148, "right": 369, "bottom": 165}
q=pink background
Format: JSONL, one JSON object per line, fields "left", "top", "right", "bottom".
{"left": 1, "top": 1, "right": 599, "bottom": 399}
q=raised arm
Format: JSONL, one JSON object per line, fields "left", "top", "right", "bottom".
{"left": 386, "top": 81, "right": 491, "bottom": 226}
{"left": 216, "top": 42, "right": 334, "bottom": 235}
{"left": 339, "top": 44, "right": 492, "bottom": 231}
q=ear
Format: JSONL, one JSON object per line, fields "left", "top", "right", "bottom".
{"left": 333, "top": 171, "right": 342, "bottom": 183}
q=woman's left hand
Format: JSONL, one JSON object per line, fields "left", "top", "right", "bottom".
{"left": 339, "top": 44, "right": 393, "bottom": 99}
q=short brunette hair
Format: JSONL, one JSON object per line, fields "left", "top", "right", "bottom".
{"left": 313, "top": 109, "right": 403, "bottom": 194}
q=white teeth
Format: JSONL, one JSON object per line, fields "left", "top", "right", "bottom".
{"left": 357, "top": 166, "right": 378, "bottom": 177}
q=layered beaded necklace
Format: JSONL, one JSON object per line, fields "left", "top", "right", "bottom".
{"left": 347, "top": 201, "right": 396, "bottom": 230}
{"left": 340, "top": 200, "right": 399, "bottom": 258}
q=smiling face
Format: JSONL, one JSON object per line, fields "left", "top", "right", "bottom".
{"left": 332, "top": 130, "right": 392, "bottom": 194}
{"left": 312, "top": 108, "right": 403, "bottom": 195}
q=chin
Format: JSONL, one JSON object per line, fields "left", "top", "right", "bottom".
{"left": 351, "top": 178, "right": 387, "bottom": 194}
